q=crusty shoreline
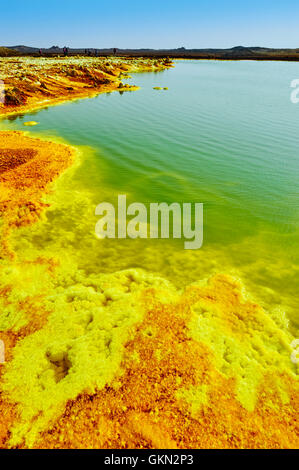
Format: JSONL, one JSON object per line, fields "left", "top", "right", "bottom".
{"left": 0, "top": 56, "right": 173, "bottom": 117}
{"left": 0, "top": 130, "right": 76, "bottom": 257}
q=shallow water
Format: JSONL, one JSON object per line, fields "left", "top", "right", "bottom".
{"left": 1, "top": 60, "right": 299, "bottom": 333}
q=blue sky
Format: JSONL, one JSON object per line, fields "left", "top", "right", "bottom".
{"left": 2, "top": 1, "right": 299, "bottom": 49}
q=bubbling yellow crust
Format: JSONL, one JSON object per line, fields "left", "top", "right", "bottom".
{"left": 34, "top": 275, "right": 298, "bottom": 450}
{"left": 1, "top": 269, "right": 298, "bottom": 449}
{"left": 0, "top": 131, "right": 298, "bottom": 449}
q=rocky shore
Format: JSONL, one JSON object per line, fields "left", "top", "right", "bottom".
{"left": 0, "top": 56, "right": 173, "bottom": 116}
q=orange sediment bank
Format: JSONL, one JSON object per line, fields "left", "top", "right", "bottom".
{"left": 0, "top": 57, "right": 173, "bottom": 117}
{"left": 0, "top": 130, "right": 75, "bottom": 256}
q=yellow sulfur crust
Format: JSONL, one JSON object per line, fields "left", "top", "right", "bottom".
{"left": 0, "top": 127, "right": 298, "bottom": 449}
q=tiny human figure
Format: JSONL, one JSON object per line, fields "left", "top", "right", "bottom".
{"left": 113, "top": 48, "right": 117, "bottom": 55}
{"left": 39, "top": 49, "right": 42, "bottom": 56}
{"left": 95, "top": 49, "right": 97, "bottom": 57}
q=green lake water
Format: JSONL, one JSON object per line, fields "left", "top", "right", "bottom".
{"left": 1, "top": 60, "right": 299, "bottom": 333}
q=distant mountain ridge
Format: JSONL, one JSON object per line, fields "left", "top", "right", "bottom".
{"left": 2, "top": 45, "right": 299, "bottom": 60}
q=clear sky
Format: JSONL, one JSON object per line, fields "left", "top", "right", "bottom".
{"left": 2, "top": 0, "right": 299, "bottom": 49}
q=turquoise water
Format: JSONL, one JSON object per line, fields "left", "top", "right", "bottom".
{"left": 2, "top": 60, "right": 299, "bottom": 332}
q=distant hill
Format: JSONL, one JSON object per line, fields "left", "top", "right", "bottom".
{"left": 3, "top": 45, "right": 299, "bottom": 60}
{"left": 0, "top": 47, "right": 19, "bottom": 56}
{"left": 5, "top": 45, "right": 39, "bottom": 54}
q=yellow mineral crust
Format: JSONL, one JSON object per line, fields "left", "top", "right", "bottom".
{"left": 0, "top": 131, "right": 75, "bottom": 256}
{"left": 23, "top": 122, "right": 39, "bottom": 127}
{"left": 35, "top": 274, "right": 297, "bottom": 450}
{"left": 0, "top": 130, "right": 298, "bottom": 450}
{"left": 0, "top": 270, "right": 298, "bottom": 448}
